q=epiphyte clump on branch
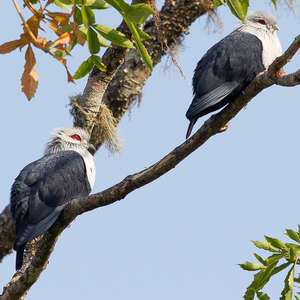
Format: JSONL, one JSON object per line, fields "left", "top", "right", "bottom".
{"left": 185, "top": 11, "right": 282, "bottom": 139}
{"left": 10, "top": 127, "right": 96, "bottom": 270}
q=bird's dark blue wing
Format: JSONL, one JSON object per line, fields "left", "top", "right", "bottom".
{"left": 186, "top": 31, "right": 264, "bottom": 121}
{"left": 11, "top": 150, "right": 91, "bottom": 249}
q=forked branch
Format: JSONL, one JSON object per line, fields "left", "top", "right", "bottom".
{"left": 1, "top": 34, "right": 300, "bottom": 300}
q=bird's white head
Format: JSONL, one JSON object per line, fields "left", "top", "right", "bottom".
{"left": 245, "top": 11, "right": 279, "bottom": 33}
{"left": 45, "top": 127, "right": 95, "bottom": 155}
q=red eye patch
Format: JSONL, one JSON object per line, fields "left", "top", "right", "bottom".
{"left": 70, "top": 134, "right": 81, "bottom": 141}
{"left": 258, "top": 19, "right": 266, "bottom": 25}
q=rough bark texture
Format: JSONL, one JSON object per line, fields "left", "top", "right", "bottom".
{"left": 1, "top": 33, "right": 300, "bottom": 299}
{"left": 72, "top": 0, "right": 215, "bottom": 149}
{"left": 72, "top": 20, "right": 131, "bottom": 134}
{"left": 0, "top": 206, "right": 15, "bottom": 263}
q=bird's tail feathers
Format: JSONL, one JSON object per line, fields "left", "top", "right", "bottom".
{"left": 186, "top": 119, "right": 196, "bottom": 139}
{"left": 15, "top": 244, "right": 25, "bottom": 270}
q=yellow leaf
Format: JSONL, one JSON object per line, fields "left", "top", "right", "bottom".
{"left": 52, "top": 45, "right": 66, "bottom": 51}
{"left": 66, "top": 68, "right": 74, "bottom": 83}
{"left": 25, "top": 15, "right": 41, "bottom": 38}
{"left": 0, "top": 40, "right": 23, "bottom": 54}
{"left": 21, "top": 45, "right": 38, "bottom": 100}
{"left": 72, "top": 23, "right": 85, "bottom": 46}
{"left": 19, "top": 33, "right": 31, "bottom": 48}
{"left": 34, "top": 37, "right": 48, "bottom": 50}
{"left": 54, "top": 32, "right": 71, "bottom": 46}
{"left": 46, "top": 21, "right": 62, "bottom": 36}
{"left": 47, "top": 12, "right": 70, "bottom": 25}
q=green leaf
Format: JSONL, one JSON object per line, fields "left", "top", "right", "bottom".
{"left": 256, "top": 291, "right": 271, "bottom": 300}
{"left": 104, "top": 0, "right": 129, "bottom": 12}
{"left": 97, "top": 34, "right": 111, "bottom": 47}
{"left": 265, "top": 236, "right": 288, "bottom": 251}
{"left": 271, "top": 262, "right": 291, "bottom": 276}
{"left": 56, "top": 37, "right": 77, "bottom": 57}
{"left": 213, "top": 0, "right": 225, "bottom": 8}
{"left": 73, "top": 58, "right": 94, "bottom": 79}
{"left": 54, "top": 50, "right": 66, "bottom": 58}
{"left": 271, "top": 0, "right": 277, "bottom": 8}
{"left": 87, "top": 27, "right": 100, "bottom": 54}
{"left": 126, "top": 3, "right": 155, "bottom": 24}
{"left": 295, "top": 296, "right": 300, "bottom": 300}
{"left": 136, "top": 27, "right": 151, "bottom": 40}
{"left": 59, "top": 0, "right": 72, "bottom": 4}
{"left": 54, "top": 0, "right": 71, "bottom": 10}
{"left": 252, "top": 240, "right": 280, "bottom": 252}
{"left": 62, "top": 24, "right": 73, "bottom": 33}
{"left": 74, "top": 6, "right": 83, "bottom": 24}
{"left": 288, "top": 247, "right": 300, "bottom": 262}
{"left": 254, "top": 253, "right": 266, "bottom": 265}
{"left": 280, "top": 262, "right": 297, "bottom": 300}
{"left": 89, "top": 55, "right": 106, "bottom": 72}
{"left": 124, "top": 19, "right": 153, "bottom": 71}
{"left": 243, "top": 260, "right": 279, "bottom": 300}
{"left": 79, "top": 26, "right": 88, "bottom": 41}
{"left": 244, "top": 287, "right": 256, "bottom": 300}
{"left": 286, "top": 229, "right": 300, "bottom": 243}
{"left": 257, "top": 260, "right": 281, "bottom": 289}
{"left": 294, "top": 275, "right": 300, "bottom": 284}
{"left": 93, "top": 24, "right": 134, "bottom": 48}
{"left": 84, "top": 0, "right": 110, "bottom": 9}
{"left": 265, "top": 253, "right": 286, "bottom": 265}
{"left": 81, "top": 6, "right": 95, "bottom": 26}
{"left": 226, "top": 0, "right": 249, "bottom": 22}
{"left": 239, "top": 261, "right": 265, "bottom": 271}
{"left": 134, "top": 36, "right": 152, "bottom": 71}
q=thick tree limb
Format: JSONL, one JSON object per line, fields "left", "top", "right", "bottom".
{"left": 1, "top": 34, "right": 300, "bottom": 300}
{"left": 72, "top": 0, "right": 215, "bottom": 149}
{"left": 72, "top": 20, "right": 130, "bottom": 133}
{"left": 0, "top": 206, "right": 14, "bottom": 262}
{"left": 0, "top": 0, "right": 214, "bottom": 265}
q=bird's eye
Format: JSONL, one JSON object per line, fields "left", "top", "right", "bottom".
{"left": 70, "top": 134, "right": 81, "bottom": 141}
{"left": 258, "top": 19, "right": 266, "bottom": 25}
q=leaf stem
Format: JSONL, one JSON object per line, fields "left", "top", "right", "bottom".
{"left": 12, "top": 0, "right": 38, "bottom": 42}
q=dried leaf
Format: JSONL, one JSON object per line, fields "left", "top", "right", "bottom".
{"left": 47, "top": 12, "right": 70, "bottom": 25}
{"left": 46, "top": 21, "right": 62, "bottom": 36}
{"left": 72, "top": 23, "right": 85, "bottom": 45}
{"left": 21, "top": 45, "right": 38, "bottom": 100}
{"left": 19, "top": 33, "right": 31, "bottom": 49}
{"left": 34, "top": 37, "right": 48, "bottom": 50}
{"left": 25, "top": 15, "right": 40, "bottom": 38}
{"left": 0, "top": 40, "right": 24, "bottom": 54}
{"left": 66, "top": 68, "right": 74, "bottom": 82}
{"left": 54, "top": 32, "right": 72, "bottom": 46}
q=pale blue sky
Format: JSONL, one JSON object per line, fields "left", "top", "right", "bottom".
{"left": 1, "top": 1, "right": 300, "bottom": 299}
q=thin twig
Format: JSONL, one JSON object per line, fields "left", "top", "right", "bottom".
{"left": 12, "top": 0, "right": 38, "bottom": 43}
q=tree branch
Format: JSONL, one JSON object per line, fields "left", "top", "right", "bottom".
{"left": 72, "top": 0, "right": 215, "bottom": 149}
{"left": 0, "top": 0, "right": 214, "bottom": 266}
{"left": 1, "top": 34, "right": 300, "bottom": 300}
{"left": 0, "top": 206, "right": 14, "bottom": 263}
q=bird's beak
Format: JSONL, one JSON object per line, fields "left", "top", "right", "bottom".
{"left": 88, "top": 143, "right": 96, "bottom": 154}
{"left": 274, "top": 24, "right": 279, "bottom": 31}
